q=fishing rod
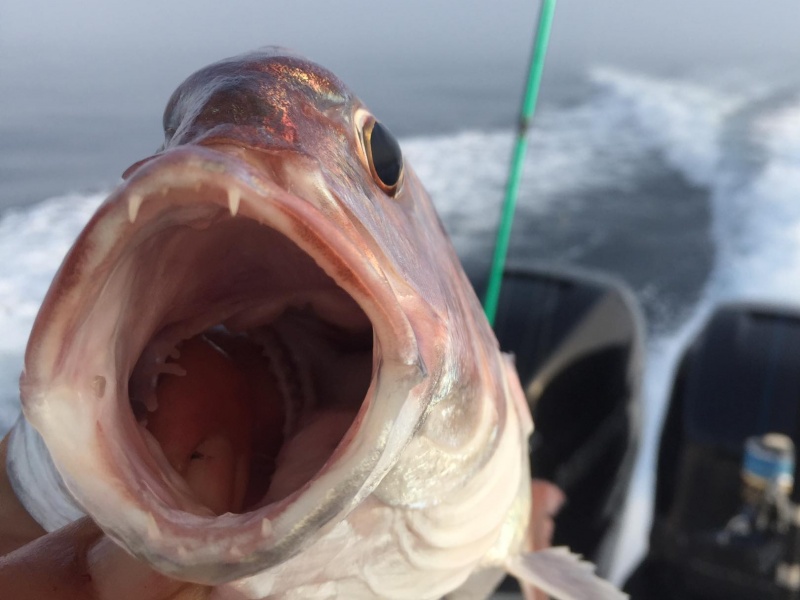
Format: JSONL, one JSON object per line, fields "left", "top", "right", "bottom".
{"left": 482, "top": 0, "right": 557, "bottom": 326}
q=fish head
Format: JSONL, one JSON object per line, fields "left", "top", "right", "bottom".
{"left": 16, "top": 47, "right": 522, "bottom": 585}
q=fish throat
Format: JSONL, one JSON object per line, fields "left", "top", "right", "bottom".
{"left": 72, "top": 172, "right": 374, "bottom": 519}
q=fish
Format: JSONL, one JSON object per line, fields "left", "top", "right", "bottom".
{"left": 3, "top": 47, "right": 625, "bottom": 599}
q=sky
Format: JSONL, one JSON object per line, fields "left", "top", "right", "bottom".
{"left": 2, "top": 1, "right": 798, "bottom": 129}
{"left": 2, "top": 1, "right": 798, "bottom": 75}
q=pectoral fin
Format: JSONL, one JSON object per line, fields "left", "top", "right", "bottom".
{"left": 506, "top": 547, "right": 628, "bottom": 600}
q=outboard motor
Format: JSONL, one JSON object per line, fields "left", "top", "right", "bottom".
{"left": 625, "top": 303, "right": 800, "bottom": 600}
{"left": 468, "top": 264, "right": 644, "bottom": 582}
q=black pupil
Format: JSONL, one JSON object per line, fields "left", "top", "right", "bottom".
{"left": 370, "top": 121, "right": 402, "bottom": 188}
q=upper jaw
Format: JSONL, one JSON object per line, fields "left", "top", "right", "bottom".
{"left": 19, "top": 144, "right": 430, "bottom": 583}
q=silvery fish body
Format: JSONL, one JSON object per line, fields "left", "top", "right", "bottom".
{"left": 6, "top": 48, "right": 624, "bottom": 599}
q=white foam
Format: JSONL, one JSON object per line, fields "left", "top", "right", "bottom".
{"left": 589, "top": 67, "right": 746, "bottom": 187}
{"left": 0, "top": 192, "right": 104, "bottom": 431}
{"left": 710, "top": 99, "right": 800, "bottom": 304}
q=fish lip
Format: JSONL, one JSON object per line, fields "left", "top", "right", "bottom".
{"left": 20, "top": 144, "right": 427, "bottom": 583}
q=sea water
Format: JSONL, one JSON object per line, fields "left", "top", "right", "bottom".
{"left": 1, "top": 62, "right": 800, "bottom": 585}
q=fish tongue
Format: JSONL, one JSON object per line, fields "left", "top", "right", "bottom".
{"left": 145, "top": 333, "right": 286, "bottom": 514}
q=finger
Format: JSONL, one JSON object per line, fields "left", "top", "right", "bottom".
{"left": 529, "top": 479, "right": 566, "bottom": 551}
{"left": 531, "top": 479, "right": 565, "bottom": 519}
{"left": 527, "top": 480, "right": 567, "bottom": 600}
{"left": 0, "top": 517, "right": 208, "bottom": 600}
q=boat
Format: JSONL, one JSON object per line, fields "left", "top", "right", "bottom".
{"left": 624, "top": 302, "right": 800, "bottom": 599}
{"left": 476, "top": 261, "right": 800, "bottom": 598}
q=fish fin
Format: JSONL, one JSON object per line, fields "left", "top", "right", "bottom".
{"left": 506, "top": 547, "right": 628, "bottom": 600}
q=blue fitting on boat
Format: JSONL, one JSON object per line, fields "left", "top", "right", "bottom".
{"left": 743, "top": 434, "right": 795, "bottom": 490}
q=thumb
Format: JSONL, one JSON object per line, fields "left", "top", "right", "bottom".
{"left": 0, "top": 517, "right": 208, "bottom": 600}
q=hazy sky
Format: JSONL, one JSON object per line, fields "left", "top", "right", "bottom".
{"left": 2, "top": 0, "right": 798, "bottom": 72}
{"left": 3, "top": 0, "right": 798, "bottom": 134}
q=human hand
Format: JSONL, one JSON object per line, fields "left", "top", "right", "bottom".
{"left": 528, "top": 479, "right": 566, "bottom": 600}
{"left": 0, "top": 516, "right": 210, "bottom": 600}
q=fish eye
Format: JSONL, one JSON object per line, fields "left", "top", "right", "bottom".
{"left": 361, "top": 118, "right": 403, "bottom": 196}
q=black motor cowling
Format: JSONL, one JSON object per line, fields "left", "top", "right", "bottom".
{"left": 625, "top": 303, "right": 800, "bottom": 600}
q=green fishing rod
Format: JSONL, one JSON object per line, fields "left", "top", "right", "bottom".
{"left": 483, "top": 0, "right": 557, "bottom": 326}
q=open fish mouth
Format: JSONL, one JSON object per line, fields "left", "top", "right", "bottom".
{"left": 19, "top": 144, "right": 425, "bottom": 583}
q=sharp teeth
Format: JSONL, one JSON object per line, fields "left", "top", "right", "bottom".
{"left": 92, "top": 376, "right": 106, "bottom": 399}
{"left": 128, "top": 194, "right": 144, "bottom": 222}
{"left": 228, "top": 188, "right": 241, "bottom": 216}
{"left": 146, "top": 514, "right": 161, "bottom": 540}
{"left": 261, "top": 518, "right": 272, "bottom": 536}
